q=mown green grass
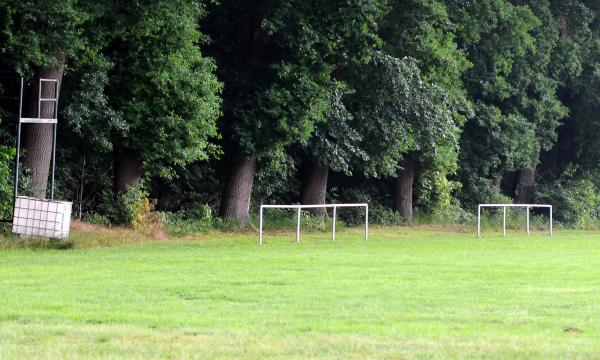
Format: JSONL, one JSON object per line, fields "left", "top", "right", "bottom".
{"left": 0, "top": 227, "right": 599, "bottom": 359}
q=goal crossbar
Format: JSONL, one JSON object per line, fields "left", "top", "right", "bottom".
{"left": 477, "top": 204, "right": 553, "bottom": 237}
{"left": 259, "top": 203, "right": 368, "bottom": 246}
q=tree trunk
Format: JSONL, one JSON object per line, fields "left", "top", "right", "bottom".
{"left": 220, "top": 157, "right": 256, "bottom": 227}
{"left": 515, "top": 152, "right": 539, "bottom": 204}
{"left": 491, "top": 175, "right": 502, "bottom": 189}
{"left": 393, "top": 155, "right": 415, "bottom": 220}
{"left": 301, "top": 162, "right": 328, "bottom": 217}
{"left": 558, "top": 15, "right": 569, "bottom": 38}
{"left": 114, "top": 149, "right": 143, "bottom": 193}
{"left": 515, "top": 167, "right": 536, "bottom": 203}
{"left": 22, "top": 57, "right": 64, "bottom": 198}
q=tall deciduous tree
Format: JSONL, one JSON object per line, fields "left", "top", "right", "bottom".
{"left": 449, "top": 0, "right": 549, "bottom": 207}
{"left": 300, "top": 85, "right": 368, "bottom": 216}
{"left": 297, "top": 0, "right": 466, "bottom": 220}
{"left": 540, "top": 1, "right": 596, "bottom": 182}
{"left": 355, "top": 53, "right": 460, "bottom": 220}
{"left": 205, "top": 0, "right": 383, "bottom": 225}
{"left": 103, "top": 1, "right": 222, "bottom": 193}
{"left": 293, "top": 1, "right": 385, "bottom": 216}
{"left": 507, "top": 0, "right": 568, "bottom": 203}
{"left": 378, "top": 0, "right": 469, "bottom": 219}
{"left": 1, "top": 0, "right": 93, "bottom": 198}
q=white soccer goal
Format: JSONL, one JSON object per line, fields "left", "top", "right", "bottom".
{"left": 259, "top": 203, "right": 369, "bottom": 246}
{"left": 477, "top": 204, "right": 553, "bottom": 237}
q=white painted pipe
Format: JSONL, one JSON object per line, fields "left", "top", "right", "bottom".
{"left": 296, "top": 207, "right": 301, "bottom": 243}
{"left": 503, "top": 206, "right": 506, "bottom": 237}
{"left": 332, "top": 206, "right": 336, "bottom": 242}
{"left": 477, "top": 205, "right": 481, "bottom": 237}
{"left": 259, "top": 206, "right": 263, "bottom": 246}
{"left": 365, "top": 205, "right": 369, "bottom": 241}
{"left": 526, "top": 206, "right": 530, "bottom": 236}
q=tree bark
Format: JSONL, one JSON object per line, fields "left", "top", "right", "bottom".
{"left": 22, "top": 57, "right": 64, "bottom": 198}
{"left": 220, "top": 157, "right": 256, "bottom": 227}
{"left": 491, "top": 176, "right": 502, "bottom": 189}
{"left": 393, "top": 155, "right": 415, "bottom": 220}
{"left": 114, "top": 149, "right": 143, "bottom": 193}
{"left": 515, "top": 152, "right": 539, "bottom": 204}
{"left": 515, "top": 167, "right": 536, "bottom": 203}
{"left": 301, "top": 162, "right": 328, "bottom": 217}
{"left": 558, "top": 15, "right": 569, "bottom": 38}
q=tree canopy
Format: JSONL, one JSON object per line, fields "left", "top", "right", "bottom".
{"left": 1, "top": 0, "right": 600, "bottom": 228}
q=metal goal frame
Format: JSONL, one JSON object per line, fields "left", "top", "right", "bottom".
{"left": 259, "top": 203, "right": 368, "bottom": 246}
{"left": 477, "top": 204, "right": 553, "bottom": 237}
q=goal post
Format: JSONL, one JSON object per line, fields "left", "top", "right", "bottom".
{"left": 259, "top": 203, "right": 369, "bottom": 246}
{"left": 477, "top": 204, "right": 552, "bottom": 237}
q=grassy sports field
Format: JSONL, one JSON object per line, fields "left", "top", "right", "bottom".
{"left": 0, "top": 226, "right": 599, "bottom": 359}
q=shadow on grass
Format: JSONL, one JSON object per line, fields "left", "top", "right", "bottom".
{"left": 0, "top": 224, "right": 74, "bottom": 250}
{"left": 0, "top": 236, "right": 75, "bottom": 250}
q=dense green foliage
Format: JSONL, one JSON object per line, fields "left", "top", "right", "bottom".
{"left": 0, "top": 144, "right": 14, "bottom": 220}
{"left": 106, "top": 1, "right": 222, "bottom": 177}
{"left": 1, "top": 0, "right": 93, "bottom": 73}
{"left": 2, "top": 0, "right": 600, "bottom": 228}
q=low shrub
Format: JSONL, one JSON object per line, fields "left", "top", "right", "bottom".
{"left": 415, "top": 200, "right": 476, "bottom": 225}
{"left": 537, "top": 178, "right": 600, "bottom": 229}
{"left": 97, "top": 182, "right": 164, "bottom": 235}
{"left": 161, "top": 204, "right": 220, "bottom": 235}
{"left": 0, "top": 146, "right": 15, "bottom": 220}
{"left": 367, "top": 205, "right": 407, "bottom": 226}
{"left": 83, "top": 213, "right": 111, "bottom": 227}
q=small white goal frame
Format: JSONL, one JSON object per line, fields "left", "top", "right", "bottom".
{"left": 477, "top": 204, "right": 553, "bottom": 237}
{"left": 259, "top": 203, "right": 368, "bottom": 246}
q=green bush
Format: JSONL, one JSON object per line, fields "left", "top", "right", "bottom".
{"left": 458, "top": 176, "right": 513, "bottom": 210}
{"left": 0, "top": 145, "right": 15, "bottom": 220}
{"left": 161, "top": 203, "right": 220, "bottom": 235}
{"left": 97, "top": 182, "right": 163, "bottom": 232}
{"left": 537, "top": 179, "right": 600, "bottom": 229}
{"left": 367, "top": 205, "right": 407, "bottom": 226}
{"left": 416, "top": 170, "right": 460, "bottom": 214}
{"left": 122, "top": 183, "right": 153, "bottom": 230}
{"left": 416, "top": 200, "right": 476, "bottom": 225}
{"left": 97, "top": 190, "right": 126, "bottom": 225}
{"left": 83, "top": 213, "right": 111, "bottom": 227}
{"left": 415, "top": 169, "right": 476, "bottom": 225}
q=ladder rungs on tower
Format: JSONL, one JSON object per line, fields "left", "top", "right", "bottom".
{"left": 19, "top": 118, "right": 57, "bottom": 124}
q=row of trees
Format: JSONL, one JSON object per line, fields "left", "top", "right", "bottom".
{"left": 1, "top": 0, "right": 600, "bottom": 227}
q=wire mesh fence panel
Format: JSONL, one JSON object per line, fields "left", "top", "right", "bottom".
{"left": 12, "top": 196, "right": 72, "bottom": 238}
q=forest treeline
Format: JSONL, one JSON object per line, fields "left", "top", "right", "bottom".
{"left": 1, "top": 0, "right": 600, "bottom": 229}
